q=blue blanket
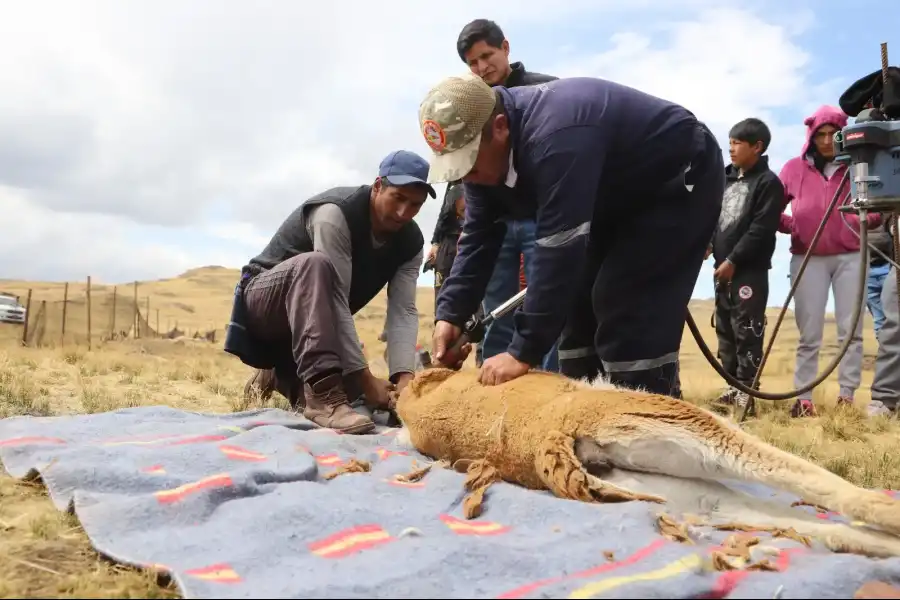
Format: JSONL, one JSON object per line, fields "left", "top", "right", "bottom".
{"left": 1, "top": 405, "right": 897, "bottom": 599}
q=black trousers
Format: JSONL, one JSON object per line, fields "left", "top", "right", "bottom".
{"left": 433, "top": 234, "right": 458, "bottom": 307}
{"left": 714, "top": 267, "right": 769, "bottom": 387}
{"left": 558, "top": 124, "right": 725, "bottom": 397}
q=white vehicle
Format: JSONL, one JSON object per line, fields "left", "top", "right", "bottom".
{"left": 0, "top": 294, "right": 26, "bottom": 324}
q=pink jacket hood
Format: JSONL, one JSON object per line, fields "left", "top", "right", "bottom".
{"left": 799, "top": 105, "right": 848, "bottom": 157}
{"left": 777, "top": 105, "right": 881, "bottom": 255}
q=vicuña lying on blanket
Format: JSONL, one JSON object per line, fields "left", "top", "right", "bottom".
{"left": 392, "top": 367, "right": 900, "bottom": 559}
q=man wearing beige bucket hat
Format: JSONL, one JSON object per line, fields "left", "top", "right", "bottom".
{"left": 422, "top": 72, "right": 726, "bottom": 397}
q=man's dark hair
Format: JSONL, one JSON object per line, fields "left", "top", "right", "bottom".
{"left": 445, "top": 182, "right": 464, "bottom": 204}
{"left": 456, "top": 19, "right": 505, "bottom": 62}
{"left": 480, "top": 90, "right": 507, "bottom": 141}
{"left": 728, "top": 118, "right": 771, "bottom": 154}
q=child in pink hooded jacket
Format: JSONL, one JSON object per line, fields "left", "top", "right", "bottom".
{"left": 778, "top": 105, "right": 881, "bottom": 417}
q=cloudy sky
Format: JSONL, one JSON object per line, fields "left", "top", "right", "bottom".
{"left": 0, "top": 0, "right": 895, "bottom": 309}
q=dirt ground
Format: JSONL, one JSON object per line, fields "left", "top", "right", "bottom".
{"left": 0, "top": 268, "right": 896, "bottom": 598}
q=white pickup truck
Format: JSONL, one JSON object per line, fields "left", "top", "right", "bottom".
{"left": 0, "top": 294, "right": 26, "bottom": 324}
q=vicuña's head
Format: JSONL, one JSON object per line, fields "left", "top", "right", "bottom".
{"left": 390, "top": 367, "right": 461, "bottom": 450}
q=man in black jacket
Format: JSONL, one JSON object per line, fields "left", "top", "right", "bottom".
{"left": 443, "top": 18, "right": 560, "bottom": 371}
{"left": 708, "top": 118, "right": 784, "bottom": 408}
{"left": 425, "top": 184, "right": 484, "bottom": 365}
{"left": 427, "top": 183, "right": 466, "bottom": 305}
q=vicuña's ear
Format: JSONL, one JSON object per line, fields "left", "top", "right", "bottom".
{"left": 405, "top": 367, "right": 458, "bottom": 399}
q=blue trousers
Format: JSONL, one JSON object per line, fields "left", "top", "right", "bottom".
{"left": 868, "top": 262, "right": 891, "bottom": 335}
{"left": 481, "top": 218, "right": 560, "bottom": 371}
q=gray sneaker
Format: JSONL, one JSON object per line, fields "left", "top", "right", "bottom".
{"left": 713, "top": 387, "right": 739, "bottom": 405}
{"left": 867, "top": 400, "right": 894, "bottom": 417}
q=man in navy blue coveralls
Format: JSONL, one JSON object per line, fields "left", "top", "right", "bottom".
{"left": 419, "top": 73, "right": 725, "bottom": 397}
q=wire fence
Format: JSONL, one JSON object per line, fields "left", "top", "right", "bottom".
{"left": 3, "top": 278, "right": 218, "bottom": 349}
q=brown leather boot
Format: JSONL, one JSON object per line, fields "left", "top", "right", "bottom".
{"left": 303, "top": 372, "right": 375, "bottom": 434}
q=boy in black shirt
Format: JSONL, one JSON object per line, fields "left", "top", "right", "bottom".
{"left": 709, "top": 118, "right": 785, "bottom": 409}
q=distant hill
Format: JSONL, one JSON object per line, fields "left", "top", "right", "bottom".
{"left": 0, "top": 266, "right": 721, "bottom": 338}
{"left": 1, "top": 265, "right": 877, "bottom": 371}
{"left": 0, "top": 267, "right": 244, "bottom": 343}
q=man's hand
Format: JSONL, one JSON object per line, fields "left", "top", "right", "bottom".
{"left": 704, "top": 246, "right": 713, "bottom": 260}
{"left": 432, "top": 320, "right": 470, "bottom": 368}
{"left": 393, "top": 372, "right": 414, "bottom": 394}
{"left": 385, "top": 372, "right": 414, "bottom": 410}
{"left": 362, "top": 373, "right": 396, "bottom": 410}
{"left": 426, "top": 243, "right": 439, "bottom": 263}
{"left": 479, "top": 352, "right": 530, "bottom": 386}
{"left": 714, "top": 259, "right": 735, "bottom": 283}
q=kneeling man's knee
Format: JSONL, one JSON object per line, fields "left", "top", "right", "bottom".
{"left": 285, "top": 252, "right": 336, "bottom": 280}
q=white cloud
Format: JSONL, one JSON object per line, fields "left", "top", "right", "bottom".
{"left": 541, "top": 6, "right": 835, "bottom": 304}
{"left": 0, "top": 186, "right": 198, "bottom": 284}
{"left": 550, "top": 7, "right": 819, "bottom": 170}
{"left": 0, "top": 0, "right": 833, "bottom": 300}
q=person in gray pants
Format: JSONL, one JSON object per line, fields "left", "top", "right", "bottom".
{"left": 869, "top": 267, "right": 900, "bottom": 417}
{"left": 777, "top": 106, "right": 883, "bottom": 417}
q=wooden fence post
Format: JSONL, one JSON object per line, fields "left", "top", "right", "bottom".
{"left": 111, "top": 286, "right": 117, "bottom": 337}
{"left": 86, "top": 276, "right": 92, "bottom": 351}
{"left": 21, "top": 289, "right": 32, "bottom": 346}
{"left": 39, "top": 300, "right": 46, "bottom": 347}
{"left": 133, "top": 281, "right": 139, "bottom": 339}
{"left": 61, "top": 282, "right": 68, "bottom": 347}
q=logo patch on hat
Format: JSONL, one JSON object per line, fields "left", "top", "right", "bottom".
{"left": 738, "top": 285, "right": 753, "bottom": 300}
{"left": 422, "top": 120, "right": 446, "bottom": 152}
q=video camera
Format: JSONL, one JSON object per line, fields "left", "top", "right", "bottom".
{"left": 834, "top": 44, "right": 900, "bottom": 216}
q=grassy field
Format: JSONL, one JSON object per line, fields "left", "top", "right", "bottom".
{"left": 0, "top": 266, "right": 897, "bottom": 598}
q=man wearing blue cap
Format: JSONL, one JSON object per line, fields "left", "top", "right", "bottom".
{"left": 226, "top": 150, "right": 433, "bottom": 434}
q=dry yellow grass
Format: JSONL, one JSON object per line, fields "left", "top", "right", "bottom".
{"left": 0, "top": 266, "right": 895, "bottom": 598}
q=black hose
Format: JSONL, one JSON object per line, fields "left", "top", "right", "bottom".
{"left": 686, "top": 168, "right": 872, "bottom": 410}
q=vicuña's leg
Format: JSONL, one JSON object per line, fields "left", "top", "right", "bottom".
{"left": 573, "top": 436, "right": 613, "bottom": 478}
{"left": 598, "top": 469, "right": 900, "bottom": 559}
{"left": 534, "top": 431, "right": 664, "bottom": 504}
{"left": 589, "top": 404, "right": 900, "bottom": 536}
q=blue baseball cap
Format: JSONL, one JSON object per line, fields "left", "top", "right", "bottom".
{"left": 378, "top": 150, "right": 437, "bottom": 198}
